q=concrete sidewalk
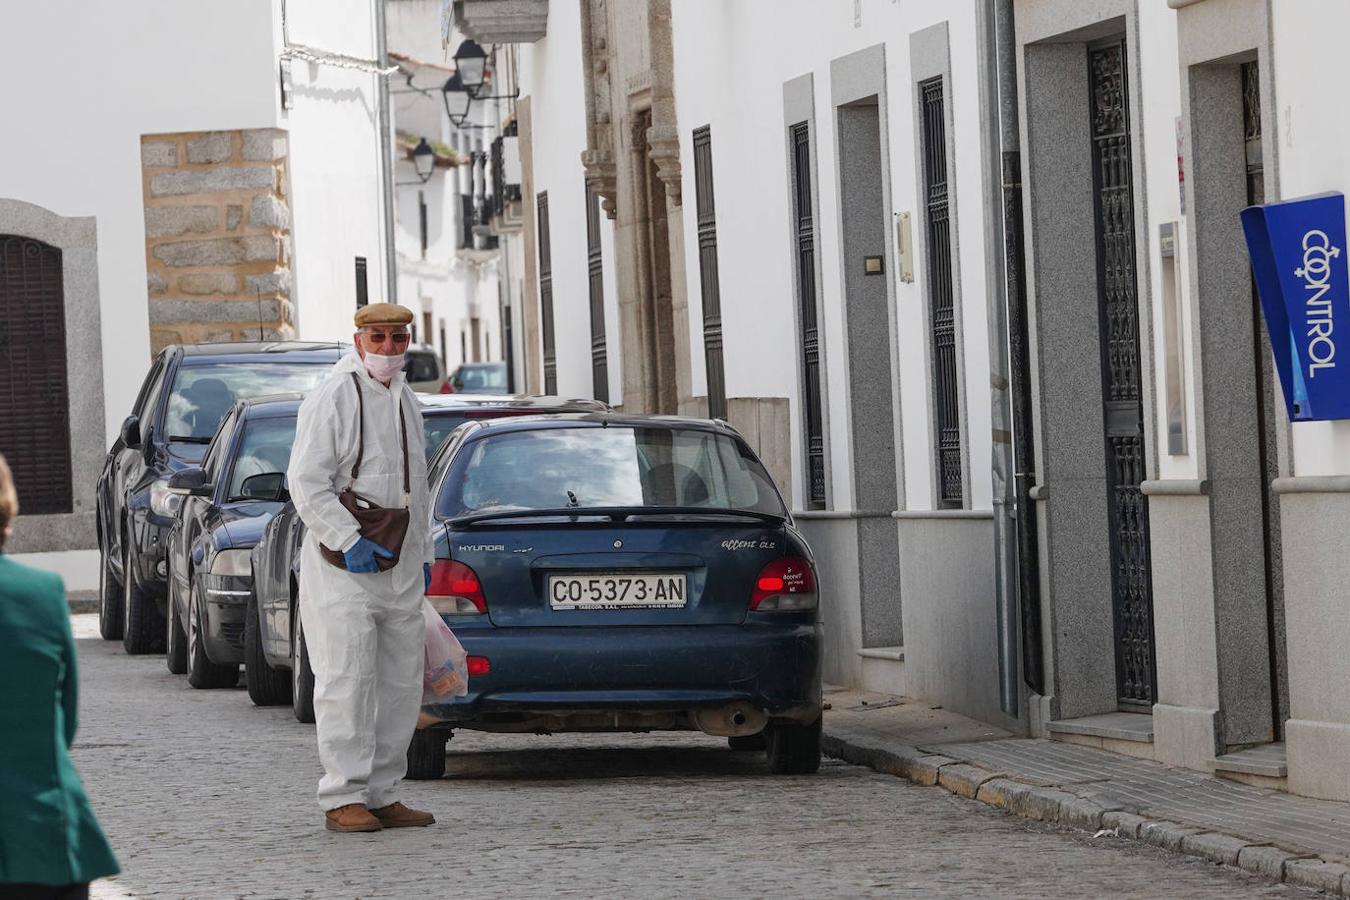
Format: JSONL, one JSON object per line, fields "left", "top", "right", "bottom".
{"left": 822, "top": 686, "right": 1350, "bottom": 896}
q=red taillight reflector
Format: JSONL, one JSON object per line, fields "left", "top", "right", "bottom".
{"left": 439, "top": 380, "right": 455, "bottom": 394}
{"left": 750, "top": 556, "right": 818, "bottom": 611}
{"left": 427, "top": 559, "right": 487, "bottom": 613}
{"left": 467, "top": 656, "right": 490, "bottom": 677}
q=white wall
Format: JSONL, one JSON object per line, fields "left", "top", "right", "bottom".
{"left": 282, "top": 0, "right": 390, "bottom": 341}
{"left": 518, "top": 0, "right": 620, "bottom": 402}
{"left": 0, "top": 0, "right": 393, "bottom": 425}
{"left": 668, "top": 0, "right": 994, "bottom": 511}
{"left": 0, "top": 0, "right": 281, "bottom": 446}
{"left": 1271, "top": 0, "right": 1350, "bottom": 476}
{"left": 1133, "top": 4, "right": 1191, "bottom": 482}
{"left": 386, "top": 0, "right": 455, "bottom": 66}
{"left": 387, "top": 4, "right": 504, "bottom": 381}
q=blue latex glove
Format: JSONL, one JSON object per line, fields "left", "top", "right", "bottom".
{"left": 343, "top": 537, "right": 394, "bottom": 573}
{"left": 423, "top": 562, "right": 432, "bottom": 592}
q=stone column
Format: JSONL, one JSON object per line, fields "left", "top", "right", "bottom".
{"left": 141, "top": 128, "right": 294, "bottom": 351}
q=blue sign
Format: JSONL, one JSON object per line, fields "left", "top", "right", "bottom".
{"left": 1242, "top": 192, "right": 1350, "bottom": 421}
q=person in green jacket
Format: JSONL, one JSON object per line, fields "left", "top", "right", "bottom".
{"left": 0, "top": 453, "right": 119, "bottom": 898}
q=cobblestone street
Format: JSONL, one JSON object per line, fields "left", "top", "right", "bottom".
{"left": 67, "top": 617, "right": 1316, "bottom": 900}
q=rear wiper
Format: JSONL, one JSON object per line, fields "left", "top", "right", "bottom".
{"left": 446, "top": 505, "right": 787, "bottom": 528}
{"left": 167, "top": 435, "right": 212, "bottom": 444}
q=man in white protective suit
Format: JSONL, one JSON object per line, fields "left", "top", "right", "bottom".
{"left": 288, "top": 303, "right": 437, "bottom": 833}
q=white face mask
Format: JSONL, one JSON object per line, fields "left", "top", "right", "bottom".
{"left": 363, "top": 352, "right": 405, "bottom": 382}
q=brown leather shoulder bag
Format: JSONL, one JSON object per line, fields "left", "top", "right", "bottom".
{"left": 318, "top": 372, "right": 411, "bottom": 572}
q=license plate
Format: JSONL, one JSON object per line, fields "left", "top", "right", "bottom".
{"left": 548, "top": 573, "right": 687, "bottom": 610}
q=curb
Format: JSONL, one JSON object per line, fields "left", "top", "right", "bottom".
{"left": 69, "top": 590, "right": 99, "bottom": 615}
{"left": 822, "top": 728, "right": 1350, "bottom": 896}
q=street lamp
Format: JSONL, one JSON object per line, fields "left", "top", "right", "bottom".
{"left": 442, "top": 71, "right": 472, "bottom": 127}
{"left": 453, "top": 39, "right": 489, "bottom": 98}
{"left": 411, "top": 137, "right": 435, "bottom": 183}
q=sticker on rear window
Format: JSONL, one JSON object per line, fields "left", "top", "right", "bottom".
{"left": 721, "top": 539, "right": 776, "bottom": 551}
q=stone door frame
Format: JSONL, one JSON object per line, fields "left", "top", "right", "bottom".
{"left": 0, "top": 198, "right": 106, "bottom": 553}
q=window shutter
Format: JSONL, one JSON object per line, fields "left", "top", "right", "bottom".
{"left": 920, "top": 78, "right": 963, "bottom": 508}
{"left": 692, "top": 126, "right": 727, "bottom": 420}
{"left": 585, "top": 184, "right": 609, "bottom": 403}
{"left": 0, "top": 235, "right": 73, "bottom": 515}
{"left": 536, "top": 191, "right": 557, "bottom": 395}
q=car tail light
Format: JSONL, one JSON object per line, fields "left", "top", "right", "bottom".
{"left": 467, "top": 656, "right": 490, "bottom": 677}
{"left": 439, "top": 380, "right": 454, "bottom": 394}
{"left": 427, "top": 559, "right": 486, "bottom": 614}
{"left": 750, "top": 556, "right": 817, "bottom": 611}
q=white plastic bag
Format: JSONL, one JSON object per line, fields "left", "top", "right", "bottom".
{"left": 421, "top": 598, "right": 468, "bottom": 705}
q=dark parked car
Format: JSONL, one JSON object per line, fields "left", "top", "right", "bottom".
{"left": 404, "top": 344, "right": 447, "bottom": 394}
{"left": 164, "top": 394, "right": 303, "bottom": 693}
{"left": 95, "top": 342, "right": 341, "bottom": 655}
{"left": 406, "top": 413, "right": 823, "bottom": 780}
{"left": 249, "top": 394, "right": 611, "bottom": 722}
{"left": 444, "top": 361, "right": 508, "bottom": 394}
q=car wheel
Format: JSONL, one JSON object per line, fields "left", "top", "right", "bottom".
{"left": 291, "top": 607, "right": 316, "bottom": 724}
{"left": 405, "top": 728, "right": 448, "bottom": 780}
{"left": 98, "top": 535, "right": 124, "bottom": 641}
{"left": 165, "top": 564, "right": 187, "bottom": 675}
{"left": 121, "top": 534, "right": 165, "bottom": 655}
{"left": 765, "top": 717, "right": 822, "bottom": 775}
{"left": 245, "top": 594, "right": 292, "bottom": 707}
{"left": 186, "top": 582, "right": 238, "bottom": 689}
{"left": 728, "top": 733, "right": 766, "bottom": 752}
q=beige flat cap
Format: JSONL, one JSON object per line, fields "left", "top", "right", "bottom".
{"left": 354, "top": 303, "right": 415, "bottom": 328}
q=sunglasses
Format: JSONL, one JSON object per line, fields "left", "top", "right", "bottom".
{"left": 361, "top": 329, "right": 412, "bottom": 346}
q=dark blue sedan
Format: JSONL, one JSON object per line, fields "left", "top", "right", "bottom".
{"left": 165, "top": 395, "right": 303, "bottom": 694}
{"left": 413, "top": 414, "right": 823, "bottom": 778}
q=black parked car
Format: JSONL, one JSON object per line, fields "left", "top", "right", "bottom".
{"left": 249, "top": 394, "right": 610, "bottom": 722}
{"left": 94, "top": 342, "right": 341, "bottom": 654}
{"left": 164, "top": 394, "right": 303, "bottom": 693}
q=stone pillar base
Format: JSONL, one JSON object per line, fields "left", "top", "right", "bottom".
{"left": 1027, "top": 692, "right": 1054, "bottom": 738}
{"left": 1287, "top": 719, "right": 1350, "bottom": 802}
{"left": 1153, "top": 703, "right": 1220, "bottom": 770}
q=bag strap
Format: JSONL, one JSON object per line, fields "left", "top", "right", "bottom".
{"left": 346, "top": 371, "right": 411, "bottom": 504}
{"left": 347, "top": 372, "right": 365, "bottom": 484}
{"left": 399, "top": 399, "right": 410, "bottom": 502}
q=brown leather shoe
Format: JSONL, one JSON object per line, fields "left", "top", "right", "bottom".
{"left": 369, "top": 801, "right": 436, "bottom": 828}
{"left": 325, "top": 803, "right": 383, "bottom": 833}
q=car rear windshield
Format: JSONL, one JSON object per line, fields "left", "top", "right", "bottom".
{"left": 422, "top": 408, "right": 551, "bottom": 463}
{"left": 437, "top": 425, "right": 787, "bottom": 518}
{"left": 227, "top": 417, "right": 298, "bottom": 500}
{"left": 453, "top": 364, "right": 507, "bottom": 392}
{"left": 404, "top": 352, "right": 440, "bottom": 383}
{"left": 164, "top": 363, "right": 330, "bottom": 441}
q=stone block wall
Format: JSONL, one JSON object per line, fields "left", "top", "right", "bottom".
{"left": 141, "top": 129, "right": 294, "bottom": 352}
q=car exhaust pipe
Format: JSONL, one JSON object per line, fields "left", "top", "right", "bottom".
{"left": 693, "top": 703, "right": 767, "bottom": 737}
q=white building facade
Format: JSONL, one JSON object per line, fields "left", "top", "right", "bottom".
{"left": 495, "top": 0, "right": 1350, "bottom": 802}
{"left": 0, "top": 0, "right": 392, "bottom": 578}
{"left": 388, "top": 0, "right": 503, "bottom": 381}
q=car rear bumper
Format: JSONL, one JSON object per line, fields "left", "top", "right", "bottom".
{"left": 422, "top": 620, "right": 822, "bottom": 729}
{"left": 201, "top": 575, "right": 250, "bottom": 664}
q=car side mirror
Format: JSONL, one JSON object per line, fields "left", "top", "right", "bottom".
{"left": 120, "top": 415, "right": 141, "bottom": 450}
{"left": 239, "top": 472, "right": 289, "bottom": 503}
{"left": 167, "top": 467, "right": 213, "bottom": 498}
